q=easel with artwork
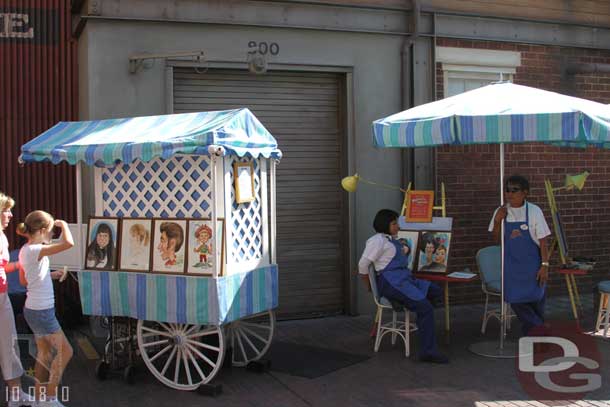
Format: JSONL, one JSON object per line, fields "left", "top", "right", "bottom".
{"left": 544, "top": 173, "right": 595, "bottom": 321}
{"left": 397, "top": 184, "right": 475, "bottom": 339}
{"left": 399, "top": 183, "right": 451, "bottom": 274}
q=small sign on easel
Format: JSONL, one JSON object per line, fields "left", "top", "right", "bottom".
{"left": 403, "top": 190, "right": 434, "bottom": 223}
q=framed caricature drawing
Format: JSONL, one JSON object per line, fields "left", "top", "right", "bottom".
{"left": 396, "top": 230, "right": 419, "bottom": 271}
{"left": 151, "top": 219, "right": 188, "bottom": 274}
{"left": 186, "top": 219, "right": 225, "bottom": 276}
{"left": 85, "top": 217, "right": 119, "bottom": 270}
{"left": 118, "top": 218, "right": 153, "bottom": 272}
{"left": 417, "top": 231, "right": 452, "bottom": 274}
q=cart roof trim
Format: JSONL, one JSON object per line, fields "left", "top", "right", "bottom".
{"left": 19, "top": 108, "right": 282, "bottom": 166}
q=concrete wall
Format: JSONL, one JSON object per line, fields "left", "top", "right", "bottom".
{"left": 79, "top": 19, "right": 417, "bottom": 314}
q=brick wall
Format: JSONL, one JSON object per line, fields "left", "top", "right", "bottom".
{"left": 434, "top": 38, "right": 610, "bottom": 304}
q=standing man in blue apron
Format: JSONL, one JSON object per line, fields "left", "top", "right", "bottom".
{"left": 359, "top": 209, "right": 448, "bottom": 363}
{"left": 489, "top": 175, "right": 551, "bottom": 336}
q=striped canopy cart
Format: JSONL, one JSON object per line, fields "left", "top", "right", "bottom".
{"left": 373, "top": 82, "right": 610, "bottom": 357}
{"left": 20, "top": 108, "right": 282, "bottom": 390}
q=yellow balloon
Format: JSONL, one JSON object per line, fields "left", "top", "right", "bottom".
{"left": 341, "top": 174, "right": 360, "bottom": 192}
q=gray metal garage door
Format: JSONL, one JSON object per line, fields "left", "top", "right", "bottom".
{"left": 173, "top": 68, "right": 347, "bottom": 318}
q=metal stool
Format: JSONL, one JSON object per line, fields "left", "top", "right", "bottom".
{"left": 595, "top": 281, "right": 610, "bottom": 337}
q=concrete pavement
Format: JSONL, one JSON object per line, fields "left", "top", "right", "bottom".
{"left": 4, "top": 295, "right": 610, "bottom": 407}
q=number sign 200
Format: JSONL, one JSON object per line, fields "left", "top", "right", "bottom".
{"left": 248, "top": 41, "right": 280, "bottom": 56}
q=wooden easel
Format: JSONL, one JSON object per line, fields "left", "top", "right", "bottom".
{"left": 544, "top": 179, "right": 584, "bottom": 320}
{"left": 400, "top": 182, "right": 447, "bottom": 219}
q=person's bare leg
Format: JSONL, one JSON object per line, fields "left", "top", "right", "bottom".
{"left": 5, "top": 377, "right": 22, "bottom": 401}
{"left": 33, "top": 337, "right": 52, "bottom": 401}
{"left": 44, "top": 330, "right": 73, "bottom": 398}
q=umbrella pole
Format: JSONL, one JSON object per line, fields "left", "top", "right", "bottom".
{"left": 500, "top": 143, "right": 505, "bottom": 350}
{"left": 468, "top": 142, "right": 518, "bottom": 358}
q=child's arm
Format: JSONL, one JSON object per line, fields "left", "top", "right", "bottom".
{"left": 39, "top": 219, "right": 74, "bottom": 259}
{"left": 19, "top": 267, "right": 27, "bottom": 287}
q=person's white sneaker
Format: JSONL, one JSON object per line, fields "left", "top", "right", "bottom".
{"left": 7, "top": 389, "right": 35, "bottom": 407}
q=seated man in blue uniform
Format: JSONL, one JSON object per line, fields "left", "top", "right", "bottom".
{"left": 489, "top": 175, "right": 551, "bottom": 336}
{"left": 358, "top": 209, "right": 448, "bottom": 364}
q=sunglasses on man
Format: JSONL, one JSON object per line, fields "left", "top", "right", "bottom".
{"left": 505, "top": 186, "right": 522, "bottom": 193}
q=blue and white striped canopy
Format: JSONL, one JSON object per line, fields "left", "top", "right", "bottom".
{"left": 373, "top": 83, "right": 610, "bottom": 149}
{"left": 20, "top": 108, "right": 282, "bottom": 166}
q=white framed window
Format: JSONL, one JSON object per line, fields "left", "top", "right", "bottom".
{"left": 436, "top": 46, "right": 521, "bottom": 97}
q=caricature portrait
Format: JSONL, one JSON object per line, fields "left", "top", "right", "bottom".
{"left": 187, "top": 219, "right": 224, "bottom": 275}
{"left": 86, "top": 218, "right": 119, "bottom": 270}
{"left": 396, "top": 230, "right": 419, "bottom": 271}
{"left": 417, "top": 231, "right": 451, "bottom": 273}
{"left": 152, "top": 219, "right": 187, "bottom": 273}
{"left": 119, "top": 218, "right": 152, "bottom": 271}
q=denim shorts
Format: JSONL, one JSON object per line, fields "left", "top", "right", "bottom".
{"left": 23, "top": 307, "right": 61, "bottom": 336}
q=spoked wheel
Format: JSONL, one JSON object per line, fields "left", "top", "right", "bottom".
{"left": 228, "top": 310, "right": 275, "bottom": 367}
{"left": 136, "top": 320, "right": 225, "bottom": 390}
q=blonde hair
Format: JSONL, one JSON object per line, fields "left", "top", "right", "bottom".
{"left": 129, "top": 223, "right": 149, "bottom": 245}
{"left": 0, "top": 192, "right": 15, "bottom": 211}
{"left": 16, "top": 210, "right": 54, "bottom": 238}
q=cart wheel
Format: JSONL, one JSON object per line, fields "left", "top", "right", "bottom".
{"left": 228, "top": 310, "right": 275, "bottom": 367}
{"left": 136, "top": 320, "right": 225, "bottom": 391}
{"left": 95, "top": 361, "right": 109, "bottom": 381}
{"left": 123, "top": 365, "right": 136, "bottom": 385}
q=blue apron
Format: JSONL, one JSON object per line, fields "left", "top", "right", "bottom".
{"left": 378, "top": 238, "right": 430, "bottom": 302}
{"left": 504, "top": 202, "right": 545, "bottom": 303}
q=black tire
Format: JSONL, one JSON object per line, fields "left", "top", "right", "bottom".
{"left": 95, "top": 361, "right": 109, "bottom": 381}
{"left": 123, "top": 365, "right": 136, "bottom": 385}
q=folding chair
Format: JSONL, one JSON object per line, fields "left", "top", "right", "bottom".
{"left": 476, "top": 246, "right": 513, "bottom": 334}
{"left": 368, "top": 266, "right": 417, "bottom": 357}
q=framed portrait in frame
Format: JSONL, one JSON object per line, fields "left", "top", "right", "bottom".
{"left": 85, "top": 217, "right": 120, "bottom": 271}
{"left": 151, "top": 219, "right": 188, "bottom": 274}
{"left": 396, "top": 230, "right": 419, "bottom": 271}
{"left": 186, "top": 218, "right": 225, "bottom": 276}
{"left": 118, "top": 218, "right": 153, "bottom": 272}
{"left": 233, "top": 161, "right": 255, "bottom": 204}
{"left": 416, "top": 231, "right": 452, "bottom": 274}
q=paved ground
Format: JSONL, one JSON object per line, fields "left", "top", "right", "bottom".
{"left": 3, "top": 294, "right": 610, "bottom": 407}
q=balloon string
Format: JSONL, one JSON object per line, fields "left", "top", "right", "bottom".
{"left": 359, "top": 178, "right": 407, "bottom": 193}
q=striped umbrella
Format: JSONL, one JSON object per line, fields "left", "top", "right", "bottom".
{"left": 373, "top": 82, "right": 610, "bottom": 149}
{"left": 372, "top": 82, "right": 610, "bottom": 356}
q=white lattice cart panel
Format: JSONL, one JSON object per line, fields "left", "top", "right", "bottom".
{"left": 225, "top": 157, "right": 264, "bottom": 263}
{"left": 96, "top": 155, "right": 219, "bottom": 218}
